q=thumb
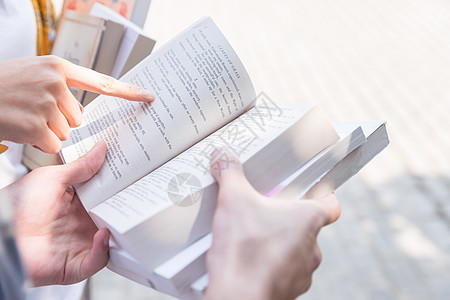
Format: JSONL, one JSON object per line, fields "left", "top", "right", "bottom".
{"left": 313, "top": 194, "right": 341, "bottom": 227}
{"left": 210, "top": 147, "right": 244, "bottom": 185}
{"left": 210, "top": 147, "right": 255, "bottom": 203}
{"left": 60, "top": 141, "right": 107, "bottom": 186}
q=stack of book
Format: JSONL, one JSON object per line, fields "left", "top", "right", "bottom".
{"left": 56, "top": 17, "right": 389, "bottom": 299}
{"left": 54, "top": 2, "right": 156, "bottom": 105}
{"left": 60, "top": 0, "right": 150, "bottom": 28}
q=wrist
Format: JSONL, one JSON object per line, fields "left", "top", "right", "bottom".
{"left": 204, "top": 266, "right": 276, "bottom": 300}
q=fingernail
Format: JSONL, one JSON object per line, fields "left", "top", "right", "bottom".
{"left": 139, "top": 88, "right": 155, "bottom": 101}
{"left": 78, "top": 102, "right": 84, "bottom": 113}
{"left": 33, "top": 145, "right": 43, "bottom": 151}
{"left": 103, "top": 235, "right": 109, "bottom": 248}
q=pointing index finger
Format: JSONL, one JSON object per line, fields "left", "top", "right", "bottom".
{"left": 62, "top": 59, "right": 155, "bottom": 102}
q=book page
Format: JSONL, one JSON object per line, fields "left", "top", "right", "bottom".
{"left": 271, "top": 123, "right": 365, "bottom": 198}
{"left": 90, "top": 102, "right": 340, "bottom": 270}
{"left": 61, "top": 17, "right": 256, "bottom": 210}
{"left": 90, "top": 103, "right": 318, "bottom": 234}
{"left": 303, "top": 121, "right": 388, "bottom": 199}
{"left": 110, "top": 28, "right": 139, "bottom": 78}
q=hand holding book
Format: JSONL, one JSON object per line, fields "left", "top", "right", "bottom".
{"left": 56, "top": 19, "right": 388, "bottom": 299}
{"left": 0, "top": 55, "right": 154, "bottom": 154}
{"left": 205, "top": 147, "right": 340, "bottom": 300}
{"left": 2, "top": 138, "right": 338, "bottom": 300}
{"left": 52, "top": 17, "right": 388, "bottom": 299}
{"left": 1, "top": 141, "right": 110, "bottom": 286}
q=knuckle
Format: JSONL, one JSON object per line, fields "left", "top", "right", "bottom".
{"left": 127, "top": 83, "right": 139, "bottom": 95}
{"left": 37, "top": 96, "right": 57, "bottom": 114}
{"left": 71, "top": 114, "right": 82, "bottom": 128}
{"left": 60, "top": 127, "right": 71, "bottom": 141}
{"left": 25, "top": 117, "right": 46, "bottom": 137}
{"left": 98, "top": 74, "right": 115, "bottom": 94}
{"left": 37, "top": 56, "right": 66, "bottom": 92}
{"left": 45, "top": 76, "right": 66, "bottom": 95}
{"left": 77, "top": 148, "right": 97, "bottom": 177}
{"left": 47, "top": 146, "right": 60, "bottom": 154}
{"left": 312, "top": 247, "right": 322, "bottom": 270}
{"left": 306, "top": 208, "right": 326, "bottom": 233}
{"left": 36, "top": 75, "right": 65, "bottom": 99}
{"left": 47, "top": 139, "right": 62, "bottom": 154}
{"left": 39, "top": 55, "right": 65, "bottom": 76}
{"left": 42, "top": 55, "right": 63, "bottom": 69}
{"left": 237, "top": 227, "right": 265, "bottom": 248}
{"left": 66, "top": 107, "right": 83, "bottom": 128}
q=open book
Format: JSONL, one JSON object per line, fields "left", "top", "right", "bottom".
{"left": 60, "top": 15, "right": 339, "bottom": 267}
{"left": 59, "top": 17, "right": 388, "bottom": 299}
{"left": 105, "top": 120, "right": 388, "bottom": 300}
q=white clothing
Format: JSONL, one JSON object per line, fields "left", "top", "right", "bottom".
{"left": 0, "top": 0, "right": 37, "bottom": 60}
{"left": 0, "top": 0, "right": 37, "bottom": 188}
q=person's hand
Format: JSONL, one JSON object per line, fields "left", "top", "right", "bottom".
{"left": 0, "top": 55, "right": 155, "bottom": 154}
{"left": 205, "top": 148, "right": 341, "bottom": 300}
{"left": 1, "top": 141, "right": 109, "bottom": 286}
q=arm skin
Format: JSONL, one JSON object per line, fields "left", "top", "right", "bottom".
{"left": 0, "top": 141, "right": 109, "bottom": 286}
{"left": 0, "top": 55, "right": 155, "bottom": 154}
{"left": 205, "top": 148, "right": 341, "bottom": 300}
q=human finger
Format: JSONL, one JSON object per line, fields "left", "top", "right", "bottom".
{"left": 62, "top": 60, "right": 155, "bottom": 102}
{"left": 210, "top": 147, "right": 259, "bottom": 208}
{"left": 47, "top": 110, "right": 71, "bottom": 141}
{"left": 209, "top": 147, "right": 247, "bottom": 188}
{"left": 35, "top": 127, "right": 63, "bottom": 154}
{"left": 59, "top": 141, "right": 107, "bottom": 186}
{"left": 79, "top": 228, "right": 110, "bottom": 279}
{"left": 56, "top": 86, "right": 83, "bottom": 127}
{"left": 313, "top": 194, "right": 341, "bottom": 226}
